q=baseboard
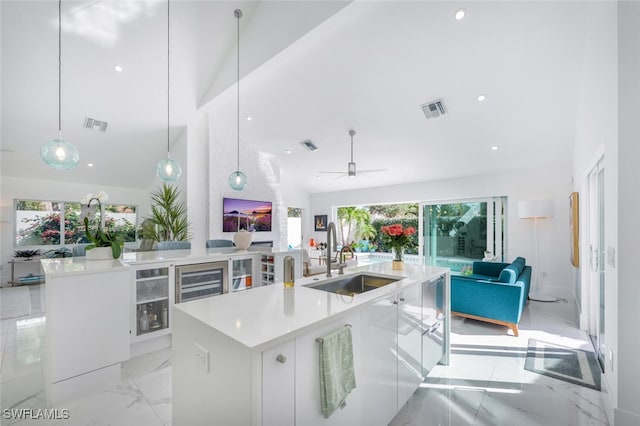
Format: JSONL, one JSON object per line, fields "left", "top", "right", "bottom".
{"left": 615, "top": 407, "right": 640, "bottom": 426}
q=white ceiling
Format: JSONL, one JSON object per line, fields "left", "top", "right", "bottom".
{"left": 1, "top": 1, "right": 589, "bottom": 194}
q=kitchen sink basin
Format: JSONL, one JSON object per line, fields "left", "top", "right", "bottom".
{"left": 305, "top": 273, "right": 402, "bottom": 296}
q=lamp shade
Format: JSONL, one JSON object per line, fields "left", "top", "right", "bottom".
{"left": 518, "top": 199, "right": 553, "bottom": 219}
{"left": 156, "top": 157, "right": 182, "bottom": 182}
{"left": 40, "top": 138, "right": 80, "bottom": 170}
{"left": 228, "top": 170, "right": 247, "bottom": 191}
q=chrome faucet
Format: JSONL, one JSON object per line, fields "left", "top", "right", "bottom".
{"left": 326, "top": 222, "right": 346, "bottom": 278}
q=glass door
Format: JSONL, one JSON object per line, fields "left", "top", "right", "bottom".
{"left": 422, "top": 198, "right": 506, "bottom": 272}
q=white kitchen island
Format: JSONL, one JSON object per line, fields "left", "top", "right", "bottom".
{"left": 40, "top": 246, "right": 302, "bottom": 407}
{"left": 172, "top": 262, "right": 450, "bottom": 426}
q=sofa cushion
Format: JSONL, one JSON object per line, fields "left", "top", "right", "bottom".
{"left": 512, "top": 257, "right": 526, "bottom": 276}
{"left": 498, "top": 257, "right": 526, "bottom": 283}
{"left": 498, "top": 265, "right": 518, "bottom": 283}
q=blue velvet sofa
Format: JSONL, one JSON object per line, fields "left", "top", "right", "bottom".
{"left": 451, "top": 257, "right": 531, "bottom": 336}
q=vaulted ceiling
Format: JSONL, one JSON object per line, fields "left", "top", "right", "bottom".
{"left": 1, "top": 1, "right": 588, "bottom": 194}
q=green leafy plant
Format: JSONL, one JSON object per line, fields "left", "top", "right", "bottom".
{"left": 142, "top": 183, "right": 190, "bottom": 242}
{"left": 81, "top": 191, "right": 123, "bottom": 259}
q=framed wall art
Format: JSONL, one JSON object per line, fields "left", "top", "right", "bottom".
{"left": 314, "top": 215, "right": 327, "bottom": 231}
{"left": 569, "top": 192, "right": 579, "bottom": 267}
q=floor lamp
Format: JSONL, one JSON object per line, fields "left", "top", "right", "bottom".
{"left": 518, "top": 199, "right": 556, "bottom": 302}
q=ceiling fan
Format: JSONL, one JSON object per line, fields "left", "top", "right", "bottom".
{"left": 318, "top": 130, "right": 387, "bottom": 179}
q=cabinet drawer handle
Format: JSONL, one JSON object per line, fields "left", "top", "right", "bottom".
{"left": 399, "top": 298, "right": 405, "bottom": 303}
{"left": 392, "top": 300, "right": 399, "bottom": 305}
{"left": 276, "top": 354, "right": 287, "bottom": 364}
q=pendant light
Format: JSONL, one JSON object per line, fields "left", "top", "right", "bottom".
{"left": 228, "top": 9, "right": 247, "bottom": 191}
{"left": 40, "top": 0, "right": 80, "bottom": 170}
{"left": 156, "top": 0, "right": 182, "bottom": 182}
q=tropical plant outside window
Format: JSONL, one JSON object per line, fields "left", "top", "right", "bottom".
{"left": 15, "top": 199, "right": 137, "bottom": 247}
{"left": 337, "top": 204, "right": 419, "bottom": 254}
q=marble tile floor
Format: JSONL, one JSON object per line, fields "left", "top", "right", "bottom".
{"left": 1, "top": 284, "right": 608, "bottom": 425}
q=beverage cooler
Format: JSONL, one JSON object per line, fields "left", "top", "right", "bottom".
{"left": 175, "top": 261, "right": 228, "bottom": 303}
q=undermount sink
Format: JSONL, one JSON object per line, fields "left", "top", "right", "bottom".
{"left": 304, "top": 273, "right": 403, "bottom": 296}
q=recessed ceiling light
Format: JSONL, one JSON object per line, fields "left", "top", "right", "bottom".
{"left": 477, "top": 94, "right": 487, "bottom": 102}
{"left": 246, "top": 116, "right": 253, "bottom": 121}
{"left": 88, "top": 163, "right": 94, "bottom": 167}
{"left": 455, "top": 8, "right": 466, "bottom": 20}
{"left": 491, "top": 145, "right": 500, "bottom": 151}
{"left": 114, "top": 65, "right": 123, "bottom": 72}
{"left": 285, "top": 149, "right": 291, "bottom": 154}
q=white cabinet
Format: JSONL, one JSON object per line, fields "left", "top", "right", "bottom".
{"left": 260, "top": 254, "right": 275, "bottom": 285}
{"left": 295, "top": 314, "right": 362, "bottom": 426}
{"left": 262, "top": 340, "right": 295, "bottom": 426}
{"left": 44, "top": 267, "right": 131, "bottom": 406}
{"left": 361, "top": 294, "right": 399, "bottom": 425}
{"left": 362, "top": 279, "right": 424, "bottom": 424}
{"left": 397, "top": 282, "right": 423, "bottom": 407}
{"left": 230, "top": 254, "right": 257, "bottom": 291}
{"left": 131, "top": 264, "right": 174, "bottom": 343}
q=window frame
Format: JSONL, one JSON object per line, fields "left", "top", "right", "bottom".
{"left": 13, "top": 198, "right": 138, "bottom": 249}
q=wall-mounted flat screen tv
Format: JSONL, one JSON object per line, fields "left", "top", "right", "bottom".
{"left": 223, "top": 198, "right": 272, "bottom": 232}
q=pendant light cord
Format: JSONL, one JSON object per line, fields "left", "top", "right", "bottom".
{"left": 166, "top": 0, "right": 170, "bottom": 158}
{"left": 58, "top": 0, "right": 62, "bottom": 138}
{"left": 235, "top": 9, "right": 242, "bottom": 171}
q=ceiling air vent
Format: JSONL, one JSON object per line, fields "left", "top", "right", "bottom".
{"left": 300, "top": 139, "right": 318, "bottom": 152}
{"left": 420, "top": 99, "right": 446, "bottom": 119}
{"left": 84, "top": 117, "right": 108, "bottom": 132}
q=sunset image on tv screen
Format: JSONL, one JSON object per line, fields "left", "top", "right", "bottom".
{"left": 223, "top": 198, "right": 272, "bottom": 232}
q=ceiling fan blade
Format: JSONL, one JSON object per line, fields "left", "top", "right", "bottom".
{"left": 359, "top": 168, "right": 388, "bottom": 173}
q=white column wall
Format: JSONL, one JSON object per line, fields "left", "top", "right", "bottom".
{"left": 616, "top": 1, "right": 640, "bottom": 424}
{"left": 571, "top": 0, "right": 619, "bottom": 417}
{"left": 186, "top": 114, "right": 208, "bottom": 255}
{"left": 311, "top": 164, "right": 574, "bottom": 301}
{"left": 207, "top": 115, "right": 310, "bottom": 251}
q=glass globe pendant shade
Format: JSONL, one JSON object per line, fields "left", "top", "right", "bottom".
{"left": 156, "top": 157, "right": 182, "bottom": 182}
{"left": 228, "top": 170, "right": 247, "bottom": 191}
{"left": 40, "top": 138, "right": 80, "bottom": 170}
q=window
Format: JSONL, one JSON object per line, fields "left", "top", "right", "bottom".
{"left": 15, "top": 199, "right": 137, "bottom": 247}
{"left": 422, "top": 197, "right": 507, "bottom": 271}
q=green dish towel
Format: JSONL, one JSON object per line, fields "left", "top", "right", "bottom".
{"left": 319, "top": 326, "right": 356, "bottom": 418}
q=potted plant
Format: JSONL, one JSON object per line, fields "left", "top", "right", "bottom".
{"left": 380, "top": 224, "right": 417, "bottom": 269}
{"left": 81, "top": 191, "right": 123, "bottom": 259}
{"left": 142, "top": 183, "right": 191, "bottom": 244}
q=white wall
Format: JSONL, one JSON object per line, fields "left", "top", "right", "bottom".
{"left": 311, "top": 164, "right": 575, "bottom": 300}
{"left": 616, "top": 1, "right": 640, "bottom": 424}
{"left": 571, "top": 1, "right": 619, "bottom": 419}
{"left": 207, "top": 115, "right": 310, "bottom": 251}
{"left": 0, "top": 176, "right": 150, "bottom": 286}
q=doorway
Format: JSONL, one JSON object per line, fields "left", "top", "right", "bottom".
{"left": 586, "top": 158, "right": 605, "bottom": 371}
{"left": 287, "top": 207, "right": 302, "bottom": 249}
{"left": 421, "top": 197, "right": 506, "bottom": 272}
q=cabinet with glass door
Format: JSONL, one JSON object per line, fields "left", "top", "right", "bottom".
{"left": 229, "top": 255, "right": 257, "bottom": 292}
{"left": 132, "top": 264, "right": 174, "bottom": 342}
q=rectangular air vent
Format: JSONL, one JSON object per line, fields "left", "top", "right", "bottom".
{"left": 420, "top": 99, "right": 446, "bottom": 119}
{"left": 300, "top": 139, "right": 318, "bottom": 152}
{"left": 84, "top": 117, "right": 108, "bottom": 132}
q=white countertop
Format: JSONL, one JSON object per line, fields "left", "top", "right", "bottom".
{"left": 41, "top": 247, "right": 297, "bottom": 276}
{"left": 173, "top": 262, "right": 449, "bottom": 350}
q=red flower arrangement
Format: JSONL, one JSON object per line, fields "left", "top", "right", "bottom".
{"left": 380, "top": 224, "right": 417, "bottom": 261}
